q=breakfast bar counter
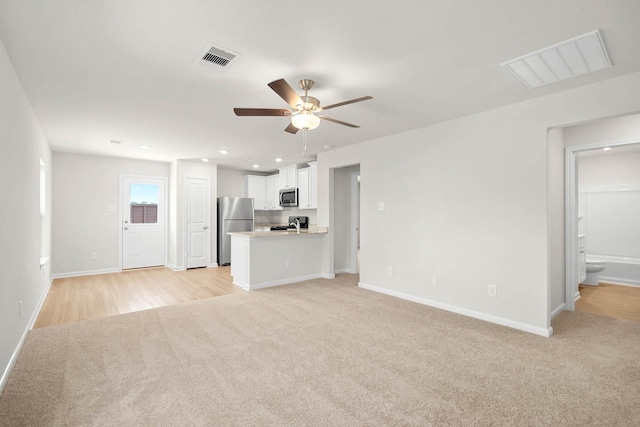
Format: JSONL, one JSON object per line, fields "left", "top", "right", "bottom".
{"left": 228, "top": 227, "right": 328, "bottom": 290}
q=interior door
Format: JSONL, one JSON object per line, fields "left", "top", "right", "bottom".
{"left": 186, "top": 177, "right": 210, "bottom": 269}
{"left": 122, "top": 176, "right": 166, "bottom": 269}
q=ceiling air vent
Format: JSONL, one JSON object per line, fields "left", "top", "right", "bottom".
{"left": 501, "top": 29, "right": 611, "bottom": 89}
{"left": 195, "top": 43, "right": 241, "bottom": 71}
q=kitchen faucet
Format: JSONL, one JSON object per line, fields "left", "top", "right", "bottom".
{"left": 289, "top": 218, "right": 301, "bottom": 234}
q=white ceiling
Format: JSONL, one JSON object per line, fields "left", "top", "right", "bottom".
{"left": 1, "top": 0, "right": 640, "bottom": 172}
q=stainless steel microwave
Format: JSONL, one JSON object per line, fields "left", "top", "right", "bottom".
{"left": 279, "top": 188, "right": 298, "bottom": 207}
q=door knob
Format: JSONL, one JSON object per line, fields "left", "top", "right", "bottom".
{"left": 124, "top": 227, "right": 128, "bottom": 230}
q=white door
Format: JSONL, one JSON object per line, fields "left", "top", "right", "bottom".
{"left": 186, "top": 177, "right": 210, "bottom": 269}
{"left": 122, "top": 176, "right": 166, "bottom": 269}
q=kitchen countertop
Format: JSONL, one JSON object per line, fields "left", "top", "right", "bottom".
{"left": 229, "top": 226, "right": 328, "bottom": 238}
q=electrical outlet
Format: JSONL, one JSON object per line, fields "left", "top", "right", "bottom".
{"left": 90, "top": 252, "right": 97, "bottom": 260}
{"left": 387, "top": 266, "right": 393, "bottom": 276}
{"left": 286, "top": 258, "right": 292, "bottom": 267}
{"left": 488, "top": 284, "right": 497, "bottom": 297}
{"left": 19, "top": 300, "right": 22, "bottom": 317}
{"left": 432, "top": 274, "right": 438, "bottom": 285}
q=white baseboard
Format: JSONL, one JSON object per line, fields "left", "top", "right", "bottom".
{"left": 322, "top": 273, "right": 336, "bottom": 279}
{"left": 245, "top": 273, "right": 325, "bottom": 290}
{"left": 334, "top": 268, "right": 348, "bottom": 274}
{"left": 1, "top": 275, "right": 53, "bottom": 394}
{"left": 574, "top": 291, "right": 581, "bottom": 301}
{"left": 167, "top": 264, "right": 185, "bottom": 272}
{"left": 51, "top": 267, "right": 120, "bottom": 279}
{"left": 358, "top": 282, "right": 553, "bottom": 338}
{"left": 599, "top": 276, "right": 640, "bottom": 287}
{"left": 207, "top": 263, "right": 219, "bottom": 268}
{"left": 550, "top": 303, "right": 566, "bottom": 320}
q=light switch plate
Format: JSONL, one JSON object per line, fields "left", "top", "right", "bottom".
{"left": 378, "top": 202, "right": 385, "bottom": 211}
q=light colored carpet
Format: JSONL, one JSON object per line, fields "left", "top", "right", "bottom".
{"left": 1, "top": 274, "right": 639, "bottom": 426}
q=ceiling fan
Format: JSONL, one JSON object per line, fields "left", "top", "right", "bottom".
{"left": 233, "top": 78, "right": 372, "bottom": 134}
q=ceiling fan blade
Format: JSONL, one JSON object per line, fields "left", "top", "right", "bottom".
{"left": 318, "top": 116, "right": 360, "bottom": 128}
{"left": 284, "top": 122, "right": 299, "bottom": 134}
{"left": 268, "top": 79, "right": 303, "bottom": 109}
{"left": 320, "top": 96, "right": 373, "bottom": 111}
{"left": 233, "top": 108, "right": 291, "bottom": 117}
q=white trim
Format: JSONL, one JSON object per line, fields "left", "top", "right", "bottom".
{"left": 359, "top": 282, "right": 553, "bottom": 338}
{"left": 334, "top": 268, "right": 348, "bottom": 274}
{"left": 322, "top": 273, "right": 336, "bottom": 279}
{"left": 599, "top": 276, "right": 640, "bottom": 287}
{"left": 207, "top": 263, "right": 219, "bottom": 268}
{"left": 565, "top": 138, "right": 640, "bottom": 312}
{"left": 166, "top": 264, "right": 185, "bottom": 272}
{"left": 1, "top": 275, "right": 53, "bottom": 394}
{"left": 349, "top": 171, "right": 360, "bottom": 274}
{"left": 236, "top": 273, "right": 324, "bottom": 290}
{"left": 51, "top": 267, "right": 121, "bottom": 279}
{"left": 550, "top": 303, "right": 566, "bottom": 320}
{"left": 39, "top": 256, "right": 50, "bottom": 267}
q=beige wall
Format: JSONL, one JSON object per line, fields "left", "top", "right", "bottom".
{"left": 318, "top": 72, "right": 640, "bottom": 336}
{"left": 0, "top": 38, "right": 52, "bottom": 390}
{"left": 578, "top": 151, "right": 640, "bottom": 187}
{"left": 217, "top": 167, "right": 246, "bottom": 198}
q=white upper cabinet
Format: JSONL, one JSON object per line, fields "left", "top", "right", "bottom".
{"left": 279, "top": 164, "right": 297, "bottom": 189}
{"left": 297, "top": 161, "right": 317, "bottom": 209}
{"left": 244, "top": 175, "right": 266, "bottom": 210}
{"left": 245, "top": 174, "right": 281, "bottom": 211}
{"left": 265, "top": 174, "right": 282, "bottom": 210}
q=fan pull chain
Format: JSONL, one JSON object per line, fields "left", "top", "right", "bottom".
{"left": 302, "top": 129, "right": 308, "bottom": 158}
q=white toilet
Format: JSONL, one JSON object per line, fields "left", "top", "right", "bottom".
{"left": 583, "top": 257, "right": 606, "bottom": 286}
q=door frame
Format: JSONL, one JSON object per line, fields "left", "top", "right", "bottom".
{"left": 348, "top": 171, "right": 360, "bottom": 274}
{"left": 119, "top": 174, "right": 168, "bottom": 271}
{"left": 183, "top": 175, "right": 212, "bottom": 269}
{"left": 564, "top": 138, "right": 640, "bottom": 310}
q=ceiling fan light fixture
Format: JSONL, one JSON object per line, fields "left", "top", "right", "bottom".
{"left": 291, "top": 112, "right": 320, "bottom": 130}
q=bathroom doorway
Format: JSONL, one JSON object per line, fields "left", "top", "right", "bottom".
{"left": 563, "top": 113, "right": 640, "bottom": 315}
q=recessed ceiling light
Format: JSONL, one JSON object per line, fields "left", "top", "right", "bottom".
{"left": 275, "top": 158, "right": 283, "bottom": 162}
{"left": 603, "top": 147, "right": 611, "bottom": 151}
{"left": 201, "top": 158, "right": 209, "bottom": 162}
{"left": 252, "top": 164, "right": 259, "bottom": 168}
{"left": 139, "top": 145, "right": 151, "bottom": 150}
{"left": 323, "top": 145, "right": 332, "bottom": 150}
{"left": 219, "top": 150, "right": 228, "bottom": 154}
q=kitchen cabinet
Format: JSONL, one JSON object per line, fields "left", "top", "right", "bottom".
{"left": 244, "top": 175, "right": 267, "bottom": 210}
{"left": 265, "top": 174, "right": 282, "bottom": 210}
{"left": 297, "top": 161, "right": 317, "bottom": 209}
{"left": 279, "top": 164, "right": 297, "bottom": 189}
{"left": 244, "top": 174, "right": 281, "bottom": 211}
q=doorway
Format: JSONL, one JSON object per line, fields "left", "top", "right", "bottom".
{"left": 121, "top": 175, "right": 167, "bottom": 269}
{"left": 565, "top": 140, "right": 640, "bottom": 311}
{"left": 349, "top": 171, "right": 360, "bottom": 274}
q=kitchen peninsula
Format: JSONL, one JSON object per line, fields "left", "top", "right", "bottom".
{"left": 229, "top": 227, "right": 328, "bottom": 290}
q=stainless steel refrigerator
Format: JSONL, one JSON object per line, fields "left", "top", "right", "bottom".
{"left": 217, "top": 197, "right": 254, "bottom": 266}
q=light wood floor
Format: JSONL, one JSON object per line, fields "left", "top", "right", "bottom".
{"left": 34, "top": 266, "right": 240, "bottom": 328}
{"left": 576, "top": 282, "right": 640, "bottom": 322}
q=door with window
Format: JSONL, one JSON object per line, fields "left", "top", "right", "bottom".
{"left": 122, "top": 176, "right": 166, "bottom": 269}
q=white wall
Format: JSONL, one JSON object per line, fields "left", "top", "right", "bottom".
{"left": 0, "top": 38, "right": 52, "bottom": 391}
{"left": 547, "top": 127, "right": 565, "bottom": 316}
{"left": 217, "top": 167, "right": 246, "bottom": 198}
{"left": 168, "top": 160, "right": 218, "bottom": 269}
{"left": 564, "top": 113, "right": 640, "bottom": 148}
{"left": 318, "top": 72, "right": 640, "bottom": 336}
{"left": 578, "top": 151, "right": 640, "bottom": 187}
{"left": 52, "top": 153, "right": 169, "bottom": 275}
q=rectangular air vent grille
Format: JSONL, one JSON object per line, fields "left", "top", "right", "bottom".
{"left": 501, "top": 30, "right": 611, "bottom": 89}
{"left": 195, "top": 44, "right": 241, "bottom": 71}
